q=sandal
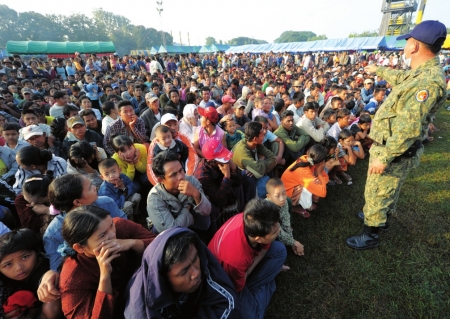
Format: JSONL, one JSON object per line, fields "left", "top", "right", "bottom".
{"left": 332, "top": 177, "right": 342, "bottom": 185}
{"left": 293, "top": 207, "right": 311, "bottom": 218}
{"left": 327, "top": 180, "right": 336, "bottom": 186}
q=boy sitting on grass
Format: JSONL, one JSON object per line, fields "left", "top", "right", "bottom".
{"left": 98, "top": 158, "right": 141, "bottom": 220}
{"left": 349, "top": 113, "right": 373, "bottom": 150}
{"left": 266, "top": 178, "right": 304, "bottom": 257}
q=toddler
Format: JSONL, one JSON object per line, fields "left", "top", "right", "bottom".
{"left": 220, "top": 115, "right": 245, "bottom": 150}
{"left": 153, "top": 125, "right": 188, "bottom": 167}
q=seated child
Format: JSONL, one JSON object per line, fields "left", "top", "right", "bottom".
{"left": 63, "top": 105, "right": 79, "bottom": 120}
{"left": 336, "top": 129, "right": 365, "bottom": 185}
{"left": 266, "top": 178, "right": 304, "bottom": 256}
{"left": 281, "top": 145, "right": 330, "bottom": 218}
{"left": 79, "top": 96, "right": 102, "bottom": 120}
{"left": 0, "top": 229, "right": 62, "bottom": 319}
{"left": 321, "top": 108, "right": 336, "bottom": 126}
{"left": 2, "top": 123, "right": 29, "bottom": 154}
{"left": 98, "top": 158, "right": 141, "bottom": 220}
{"left": 153, "top": 125, "right": 188, "bottom": 167}
{"left": 19, "top": 109, "right": 52, "bottom": 140}
{"left": 111, "top": 134, "right": 148, "bottom": 190}
{"left": 320, "top": 136, "right": 342, "bottom": 186}
{"left": 349, "top": 113, "right": 373, "bottom": 149}
{"left": 326, "top": 108, "right": 351, "bottom": 141}
{"left": 220, "top": 115, "right": 245, "bottom": 150}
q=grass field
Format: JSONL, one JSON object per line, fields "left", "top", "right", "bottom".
{"left": 265, "top": 107, "right": 450, "bottom": 319}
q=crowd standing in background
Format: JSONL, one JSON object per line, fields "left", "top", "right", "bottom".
{"left": 0, "top": 20, "right": 448, "bottom": 318}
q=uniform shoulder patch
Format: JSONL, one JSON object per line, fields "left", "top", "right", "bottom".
{"left": 416, "top": 89, "right": 429, "bottom": 102}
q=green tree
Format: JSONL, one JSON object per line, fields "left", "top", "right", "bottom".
{"left": 348, "top": 30, "right": 379, "bottom": 38}
{"left": 0, "top": 5, "right": 20, "bottom": 45}
{"left": 274, "top": 31, "right": 317, "bottom": 43}
{"left": 205, "top": 37, "right": 216, "bottom": 46}
{"left": 308, "top": 34, "right": 327, "bottom": 41}
{"left": 228, "top": 37, "right": 267, "bottom": 45}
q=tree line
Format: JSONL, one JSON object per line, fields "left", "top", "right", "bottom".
{"left": 0, "top": 5, "right": 173, "bottom": 54}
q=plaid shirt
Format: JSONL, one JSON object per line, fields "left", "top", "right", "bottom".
{"left": 103, "top": 118, "right": 148, "bottom": 155}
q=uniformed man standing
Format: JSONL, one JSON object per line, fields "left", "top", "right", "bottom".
{"left": 346, "top": 20, "right": 447, "bottom": 250}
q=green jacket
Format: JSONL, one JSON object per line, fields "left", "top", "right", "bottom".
{"left": 274, "top": 126, "right": 310, "bottom": 153}
{"left": 370, "top": 56, "right": 446, "bottom": 164}
{"left": 232, "top": 139, "right": 276, "bottom": 179}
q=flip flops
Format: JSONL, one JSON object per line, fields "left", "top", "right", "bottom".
{"left": 293, "top": 206, "right": 311, "bottom": 218}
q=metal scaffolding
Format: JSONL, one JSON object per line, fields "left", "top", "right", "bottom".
{"left": 378, "top": 0, "right": 419, "bottom": 36}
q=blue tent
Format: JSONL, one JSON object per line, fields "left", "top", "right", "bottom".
{"left": 225, "top": 37, "right": 388, "bottom": 53}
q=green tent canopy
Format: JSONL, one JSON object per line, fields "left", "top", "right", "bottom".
{"left": 6, "top": 41, "right": 116, "bottom": 54}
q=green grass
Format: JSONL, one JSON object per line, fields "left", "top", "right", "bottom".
{"left": 265, "top": 107, "right": 450, "bottom": 319}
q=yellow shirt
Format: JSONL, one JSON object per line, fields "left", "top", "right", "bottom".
{"left": 45, "top": 116, "right": 55, "bottom": 125}
{"left": 112, "top": 143, "right": 147, "bottom": 181}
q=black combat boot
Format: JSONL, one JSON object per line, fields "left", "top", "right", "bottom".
{"left": 345, "top": 226, "right": 380, "bottom": 250}
{"left": 356, "top": 212, "right": 389, "bottom": 231}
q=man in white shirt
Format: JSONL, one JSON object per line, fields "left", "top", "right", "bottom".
{"left": 297, "top": 102, "right": 329, "bottom": 142}
{"left": 150, "top": 56, "right": 163, "bottom": 74}
{"left": 286, "top": 92, "right": 305, "bottom": 124}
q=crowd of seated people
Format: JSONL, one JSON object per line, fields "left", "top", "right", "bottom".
{"left": 0, "top": 49, "right": 441, "bottom": 319}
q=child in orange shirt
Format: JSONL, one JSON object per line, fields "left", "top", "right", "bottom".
{"left": 281, "top": 144, "right": 330, "bottom": 218}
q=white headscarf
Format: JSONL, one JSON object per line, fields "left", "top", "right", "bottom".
{"left": 183, "top": 104, "right": 198, "bottom": 121}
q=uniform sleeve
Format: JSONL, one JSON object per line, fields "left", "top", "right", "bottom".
{"left": 377, "top": 66, "right": 410, "bottom": 87}
{"left": 375, "top": 85, "right": 441, "bottom": 164}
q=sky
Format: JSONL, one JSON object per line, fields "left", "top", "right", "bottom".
{"left": 3, "top": 0, "right": 450, "bottom": 45}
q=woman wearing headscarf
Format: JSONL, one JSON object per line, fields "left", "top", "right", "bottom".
{"left": 179, "top": 104, "right": 199, "bottom": 143}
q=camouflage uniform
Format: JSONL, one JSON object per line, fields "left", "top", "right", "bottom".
{"left": 363, "top": 57, "right": 446, "bottom": 227}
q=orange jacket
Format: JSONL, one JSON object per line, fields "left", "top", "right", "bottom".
{"left": 281, "top": 155, "right": 329, "bottom": 198}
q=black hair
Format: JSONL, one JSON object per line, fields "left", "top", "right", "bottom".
{"left": 303, "top": 102, "right": 316, "bottom": 112}
{"left": 111, "top": 134, "right": 133, "bottom": 153}
{"left": 50, "top": 117, "right": 67, "bottom": 142}
{"left": 243, "top": 199, "right": 280, "bottom": 238}
{"left": 336, "top": 108, "right": 351, "bottom": 119}
{"left": 162, "top": 105, "right": 178, "bottom": 116}
{"left": 292, "top": 92, "right": 305, "bottom": 104}
{"left": 62, "top": 205, "right": 109, "bottom": 248}
{"left": 22, "top": 173, "right": 53, "bottom": 199}
{"left": 17, "top": 147, "right": 52, "bottom": 167}
{"left": 245, "top": 121, "right": 263, "bottom": 141}
{"left": 280, "top": 109, "right": 294, "bottom": 120}
{"left": 102, "top": 101, "right": 116, "bottom": 116}
{"left": 345, "top": 99, "right": 355, "bottom": 111}
{"left": 117, "top": 100, "right": 134, "bottom": 110}
{"left": 68, "top": 141, "right": 97, "bottom": 169}
{"left": 155, "top": 125, "right": 171, "bottom": 135}
{"left": 2, "top": 122, "right": 20, "bottom": 132}
{"left": 48, "top": 174, "right": 85, "bottom": 212}
{"left": 63, "top": 105, "right": 79, "bottom": 118}
{"left": 80, "top": 109, "right": 96, "bottom": 118}
{"left": 79, "top": 95, "right": 91, "bottom": 103}
{"left": 322, "top": 108, "right": 336, "bottom": 121}
{"left": 201, "top": 86, "right": 210, "bottom": 92}
{"left": 330, "top": 96, "right": 343, "bottom": 106}
{"left": 358, "top": 114, "right": 372, "bottom": 124}
{"left": 273, "top": 98, "right": 285, "bottom": 113}
{"left": 98, "top": 158, "right": 119, "bottom": 172}
{"left": 53, "top": 90, "right": 66, "bottom": 100}
{"left": 320, "top": 136, "right": 338, "bottom": 152}
{"left": 254, "top": 116, "right": 268, "bottom": 124}
{"left": 168, "top": 88, "right": 179, "bottom": 96}
{"left": 266, "top": 177, "right": 284, "bottom": 194}
{"left": 338, "top": 128, "right": 354, "bottom": 141}
{"left": 152, "top": 150, "right": 181, "bottom": 179}
{"left": 162, "top": 231, "right": 200, "bottom": 273}
{"left": 21, "top": 108, "right": 38, "bottom": 117}
{"left": 289, "top": 144, "right": 327, "bottom": 171}
{"left": 0, "top": 229, "right": 41, "bottom": 264}
{"left": 374, "top": 87, "right": 386, "bottom": 95}
{"left": 22, "top": 101, "right": 37, "bottom": 112}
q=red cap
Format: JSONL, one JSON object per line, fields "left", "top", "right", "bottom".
{"left": 202, "top": 139, "right": 233, "bottom": 163}
{"left": 222, "top": 95, "right": 236, "bottom": 104}
{"left": 198, "top": 106, "right": 219, "bottom": 123}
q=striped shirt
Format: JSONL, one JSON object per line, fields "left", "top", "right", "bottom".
{"left": 103, "top": 118, "right": 148, "bottom": 155}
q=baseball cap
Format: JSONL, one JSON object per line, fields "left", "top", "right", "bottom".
{"left": 67, "top": 116, "right": 85, "bottom": 128}
{"left": 111, "top": 83, "right": 119, "bottom": 89}
{"left": 364, "top": 79, "right": 373, "bottom": 84}
{"left": 234, "top": 100, "right": 246, "bottom": 109}
{"left": 145, "top": 92, "right": 158, "bottom": 102}
{"left": 202, "top": 139, "right": 233, "bottom": 163}
{"left": 198, "top": 106, "right": 219, "bottom": 123}
{"left": 23, "top": 125, "right": 44, "bottom": 140}
{"left": 31, "top": 93, "right": 42, "bottom": 100}
{"left": 161, "top": 113, "right": 178, "bottom": 125}
{"left": 190, "top": 86, "right": 198, "bottom": 92}
{"left": 21, "top": 88, "right": 32, "bottom": 95}
{"left": 204, "top": 101, "right": 216, "bottom": 108}
{"left": 397, "top": 20, "right": 447, "bottom": 46}
{"left": 221, "top": 95, "right": 236, "bottom": 104}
